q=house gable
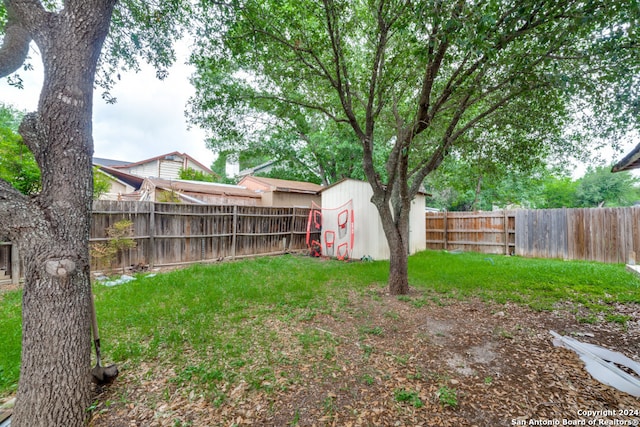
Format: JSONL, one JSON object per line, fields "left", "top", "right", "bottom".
{"left": 108, "top": 152, "right": 215, "bottom": 180}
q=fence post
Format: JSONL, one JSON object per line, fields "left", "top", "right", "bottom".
{"left": 11, "top": 243, "right": 19, "bottom": 285}
{"left": 232, "top": 205, "right": 238, "bottom": 260}
{"left": 443, "top": 211, "right": 448, "bottom": 251}
{"left": 149, "top": 202, "right": 156, "bottom": 268}
{"left": 504, "top": 210, "right": 509, "bottom": 255}
{"left": 289, "top": 207, "right": 296, "bottom": 251}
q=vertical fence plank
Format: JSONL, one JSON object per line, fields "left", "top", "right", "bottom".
{"left": 443, "top": 211, "right": 448, "bottom": 251}
{"left": 149, "top": 202, "right": 156, "bottom": 267}
{"left": 232, "top": 205, "right": 238, "bottom": 260}
{"left": 11, "top": 244, "right": 19, "bottom": 285}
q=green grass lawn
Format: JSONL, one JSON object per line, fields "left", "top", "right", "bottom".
{"left": 0, "top": 250, "right": 638, "bottom": 398}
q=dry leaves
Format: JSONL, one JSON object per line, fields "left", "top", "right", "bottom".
{"left": 90, "top": 291, "right": 640, "bottom": 427}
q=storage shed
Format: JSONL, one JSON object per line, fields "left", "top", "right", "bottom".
{"left": 320, "top": 178, "right": 426, "bottom": 260}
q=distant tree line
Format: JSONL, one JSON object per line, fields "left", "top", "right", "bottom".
{"left": 424, "top": 162, "right": 640, "bottom": 211}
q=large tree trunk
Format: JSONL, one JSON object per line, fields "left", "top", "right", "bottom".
{"left": 388, "top": 238, "right": 409, "bottom": 295}
{"left": 372, "top": 190, "right": 412, "bottom": 295}
{"left": 0, "top": 2, "right": 117, "bottom": 426}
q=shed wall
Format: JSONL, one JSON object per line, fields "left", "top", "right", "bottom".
{"left": 321, "top": 179, "right": 425, "bottom": 260}
{"left": 409, "top": 196, "right": 427, "bottom": 254}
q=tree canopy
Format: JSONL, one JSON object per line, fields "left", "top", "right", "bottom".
{"left": 575, "top": 166, "right": 640, "bottom": 207}
{"left": 189, "top": 0, "right": 640, "bottom": 294}
{"left": 0, "top": 103, "right": 40, "bottom": 195}
{"left": 427, "top": 163, "right": 640, "bottom": 211}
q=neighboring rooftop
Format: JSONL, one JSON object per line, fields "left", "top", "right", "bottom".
{"left": 96, "top": 165, "right": 145, "bottom": 189}
{"left": 238, "top": 160, "right": 279, "bottom": 177}
{"left": 111, "top": 151, "right": 215, "bottom": 176}
{"left": 93, "top": 157, "right": 132, "bottom": 168}
{"left": 239, "top": 175, "right": 323, "bottom": 194}
{"left": 145, "top": 177, "right": 261, "bottom": 199}
{"left": 612, "top": 143, "right": 640, "bottom": 173}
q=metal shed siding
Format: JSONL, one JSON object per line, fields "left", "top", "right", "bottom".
{"left": 322, "top": 180, "right": 424, "bottom": 260}
{"left": 322, "top": 180, "right": 387, "bottom": 259}
{"left": 409, "top": 196, "right": 427, "bottom": 254}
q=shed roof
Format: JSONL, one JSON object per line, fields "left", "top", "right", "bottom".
{"left": 239, "top": 176, "right": 323, "bottom": 194}
{"left": 612, "top": 143, "right": 640, "bottom": 173}
{"left": 320, "top": 178, "right": 431, "bottom": 196}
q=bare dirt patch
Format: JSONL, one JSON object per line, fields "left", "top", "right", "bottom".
{"left": 89, "top": 288, "right": 640, "bottom": 427}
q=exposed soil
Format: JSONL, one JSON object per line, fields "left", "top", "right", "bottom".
{"left": 87, "top": 287, "right": 640, "bottom": 427}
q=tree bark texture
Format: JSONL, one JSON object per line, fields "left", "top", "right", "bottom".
{"left": 0, "top": 1, "right": 116, "bottom": 426}
{"left": 370, "top": 187, "right": 411, "bottom": 295}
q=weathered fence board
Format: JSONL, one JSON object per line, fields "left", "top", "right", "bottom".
{"left": 517, "top": 207, "right": 640, "bottom": 263}
{"left": 96, "top": 202, "right": 315, "bottom": 269}
{"left": 428, "top": 206, "right": 640, "bottom": 264}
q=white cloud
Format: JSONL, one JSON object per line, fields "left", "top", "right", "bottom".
{"left": 0, "top": 44, "right": 215, "bottom": 168}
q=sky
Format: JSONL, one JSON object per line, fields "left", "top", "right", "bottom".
{"left": 0, "top": 43, "right": 216, "bottom": 168}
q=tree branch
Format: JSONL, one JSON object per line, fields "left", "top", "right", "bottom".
{"left": 0, "top": 178, "right": 41, "bottom": 240}
{"left": 18, "top": 111, "right": 46, "bottom": 166}
{"left": 251, "top": 93, "right": 350, "bottom": 125}
{"left": 322, "top": 0, "right": 365, "bottom": 142}
{"left": 0, "top": 2, "right": 32, "bottom": 78}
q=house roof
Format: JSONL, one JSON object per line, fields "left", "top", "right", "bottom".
{"left": 238, "top": 160, "right": 279, "bottom": 177}
{"left": 612, "top": 143, "right": 640, "bottom": 173}
{"left": 146, "top": 177, "right": 261, "bottom": 199}
{"left": 93, "top": 157, "right": 131, "bottom": 168}
{"left": 109, "top": 151, "right": 215, "bottom": 175}
{"left": 96, "top": 165, "right": 145, "bottom": 190}
{"left": 239, "top": 176, "right": 323, "bottom": 194}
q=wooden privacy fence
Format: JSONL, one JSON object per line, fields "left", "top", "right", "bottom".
{"left": 426, "top": 206, "right": 640, "bottom": 264}
{"left": 3, "top": 204, "right": 640, "bottom": 284}
{"left": 91, "top": 200, "right": 316, "bottom": 270}
{"left": 1, "top": 201, "right": 318, "bottom": 282}
{"left": 515, "top": 207, "right": 640, "bottom": 264}
{"left": 425, "top": 210, "right": 516, "bottom": 255}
